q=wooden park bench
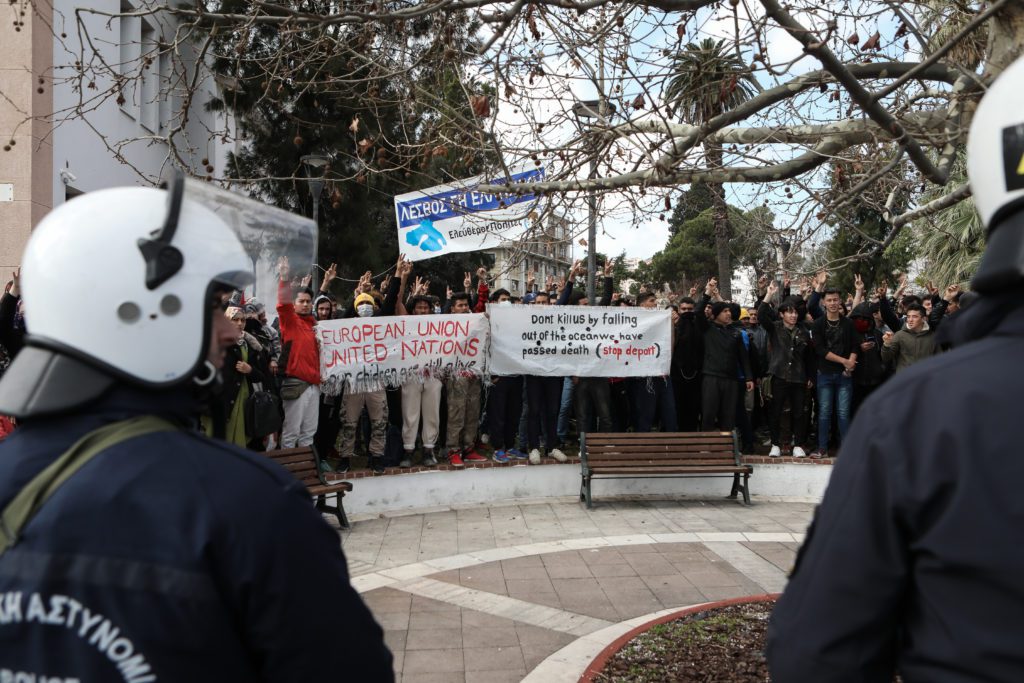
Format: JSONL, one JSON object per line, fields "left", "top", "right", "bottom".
{"left": 265, "top": 446, "right": 353, "bottom": 529}
{"left": 579, "top": 432, "right": 753, "bottom": 508}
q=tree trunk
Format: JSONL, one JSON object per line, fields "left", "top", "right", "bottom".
{"left": 705, "top": 142, "right": 732, "bottom": 300}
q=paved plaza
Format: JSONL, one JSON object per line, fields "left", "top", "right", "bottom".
{"left": 334, "top": 498, "right": 815, "bottom": 682}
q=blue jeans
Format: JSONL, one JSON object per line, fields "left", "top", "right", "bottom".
{"left": 817, "top": 371, "right": 852, "bottom": 452}
{"left": 557, "top": 377, "right": 574, "bottom": 441}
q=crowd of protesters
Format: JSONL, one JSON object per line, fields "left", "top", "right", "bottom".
{"left": 0, "top": 258, "right": 971, "bottom": 466}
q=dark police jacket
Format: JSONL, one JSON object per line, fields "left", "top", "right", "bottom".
{"left": 0, "top": 386, "right": 393, "bottom": 681}
{"left": 767, "top": 309, "right": 1024, "bottom": 682}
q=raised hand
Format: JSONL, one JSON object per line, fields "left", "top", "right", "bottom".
{"left": 360, "top": 271, "right": 373, "bottom": 293}
{"left": 526, "top": 269, "right": 536, "bottom": 287}
{"left": 419, "top": 279, "right": 431, "bottom": 295}
{"left": 9, "top": 267, "right": 20, "bottom": 297}
{"left": 944, "top": 283, "right": 961, "bottom": 301}
{"left": 882, "top": 331, "right": 894, "bottom": 345}
{"left": 757, "top": 274, "right": 769, "bottom": 294}
{"left": 603, "top": 258, "right": 615, "bottom": 277}
{"left": 766, "top": 280, "right": 779, "bottom": 300}
{"left": 412, "top": 276, "right": 423, "bottom": 295}
{"left": 927, "top": 281, "right": 939, "bottom": 296}
{"left": 277, "top": 256, "right": 290, "bottom": 281}
{"left": 476, "top": 267, "right": 488, "bottom": 283}
{"left": 464, "top": 271, "right": 472, "bottom": 291}
{"left": 783, "top": 272, "right": 791, "bottom": 289}
{"left": 380, "top": 274, "right": 392, "bottom": 292}
{"left": 688, "top": 284, "right": 698, "bottom": 298}
{"left": 300, "top": 274, "right": 312, "bottom": 288}
{"left": 704, "top": 278, "right": 717, "bottom": 296}
{"left": 854, "top": 273, "right": 864, "bottom": 291}
{"left": 324, "top": 263, "right": 338, "bottom": 284}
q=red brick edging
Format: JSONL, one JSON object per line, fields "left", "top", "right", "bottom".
{"left": 577, "top": 593, "right": 781, "bottom": 683}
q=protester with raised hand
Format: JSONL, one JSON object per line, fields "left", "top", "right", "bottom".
{"left": 758, "top": 281, "right": 812, "bottom": 457}
{"left": 523, "top": 261, "right": 581, "bottom": 464}
{"left": 0, "top": 268, "right": 25, "bottom": 362}
{"left": 331, "top": 255, "right": 404, "bottom": 473}
{"left": 810, "top": 282, "right": 857, "bottom": 458}
{"left": 696, "top": 278, "right": 753, "bottom": 434}
{"left": 400, "top": 271, "right": 444, "bottom": 468}
{"left": 276, "top": 256, "right": 321, "bottom": 449}
{"left": 880, "top": 284, "right": 959, "bottom": 373}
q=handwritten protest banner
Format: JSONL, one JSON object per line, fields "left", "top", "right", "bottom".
{"left": 487, "top": 305, "right": 672, "bottom": 377}
{"left": 318, "top": 314, "right": 489, "bottom": 394}
{"left": 393, "top": 165, "right": 545, "bottom": 263}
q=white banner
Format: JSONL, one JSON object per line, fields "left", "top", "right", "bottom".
{"left": 318, "top": 314, "right": 489, "bottom": 394}
{"left": 487, "top": 305, "right": 672, "bottom": 377}
{"left": 394, "top": 166, "right": 545, "bottom": 262}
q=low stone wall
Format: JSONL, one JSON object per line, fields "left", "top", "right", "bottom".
{"left": 340, "top": 459, "right": 832, "bottom": 518}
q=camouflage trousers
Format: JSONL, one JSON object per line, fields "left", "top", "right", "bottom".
{"left": 446, "top": 376, "right": 481, "bottom": 451}
{"left": 335, "top": 390, "right": 388, "bottom": 458}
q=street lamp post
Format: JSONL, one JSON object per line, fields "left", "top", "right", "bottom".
{"left": 571, "top": 99, "right": 613, "bottom": 306}
{"left": 301, "top": 154, "right": 330, "bottom": 291}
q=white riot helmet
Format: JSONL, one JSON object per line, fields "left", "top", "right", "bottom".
{"left": 0, "top": 173, "right": 316, "bottom": 417}
{"left": 967, "top": 55, "right": 1024, "bottom": 293}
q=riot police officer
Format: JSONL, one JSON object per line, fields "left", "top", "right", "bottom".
{"left": 0, "top": 177, "right": 394, "bottom": 680}
{"left": 767, "top": 55, "right": 1024, "bottom": 682}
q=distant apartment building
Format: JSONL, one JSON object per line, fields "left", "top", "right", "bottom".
{"left": 484, "top": 213, "right": 573, "bottom": 297}
{"left": 0, "top": 0, "right": 230, "bottom": 271}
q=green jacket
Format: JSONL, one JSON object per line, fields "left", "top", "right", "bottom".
{"left": 882, "top": 324, "right": 936, "bottom": 372}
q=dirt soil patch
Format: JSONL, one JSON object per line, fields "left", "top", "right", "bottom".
{"left": 595, "top": 601, "right": 773, "bottom": 682}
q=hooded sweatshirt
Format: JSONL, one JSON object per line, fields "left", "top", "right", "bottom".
{"left": 850, "top": 302, "right": 887, "bottom": 386}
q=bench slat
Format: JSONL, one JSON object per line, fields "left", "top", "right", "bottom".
{"left": 268, "top": 453, "right": 316, "bottom": 465}
{"left": 589, "top": 459, "right": 738, "bottom": 467}
{"left": 585, "top": 454, "right": 737, "bottom": 464}
{"left": 309, "top": 483, "right": 353, "bottom": 495}
{"left": 585, "top": 445, "right": 734, "bottom": 455}
{"left": 586, "top": 436, "right": 734, "bottom": 445}
{"left": 590, "top": 466, "right": 751, "bottom": 475}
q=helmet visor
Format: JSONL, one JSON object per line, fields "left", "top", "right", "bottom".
{"left": 182, "top": 177, "right": 318, "bottom": 322}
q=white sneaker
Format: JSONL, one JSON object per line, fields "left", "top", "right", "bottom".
{"left": 792, "top": 446, "right": 807, "bottom": 458}
{"left": 769, "top": 444, "right": 782, "bottom": 458}
{"left": 549, "top": 448, "right": 568, "bottom": 463}
{"left": 528, "top": 448, "right": 541, "bottom": 465}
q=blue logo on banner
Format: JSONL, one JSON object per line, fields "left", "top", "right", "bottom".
{"left": 406, "top": 219, "right": 448, "bottom": 252}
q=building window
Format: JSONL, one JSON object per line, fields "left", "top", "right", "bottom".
{"left": 511, "top": 280, "right": 519, "bottom": 292}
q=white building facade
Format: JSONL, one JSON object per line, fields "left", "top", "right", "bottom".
{"left": 1, "top": 0, "right": 231, "bottom": 271}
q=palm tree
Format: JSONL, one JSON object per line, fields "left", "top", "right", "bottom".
{"left": 916, "top": 154, "right": 984, "bottom": 287}
{"left": 665, "top": 38, "right": 757, "bottom": 299}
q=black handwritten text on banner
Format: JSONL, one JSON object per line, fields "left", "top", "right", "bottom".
{"left": 487, "top": 305, "right": 672, "bottom": 377}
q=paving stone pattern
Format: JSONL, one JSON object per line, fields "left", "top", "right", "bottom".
{"left": 339, "top": 500, "right": 815, "bottom": 683}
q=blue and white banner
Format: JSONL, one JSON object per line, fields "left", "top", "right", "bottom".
{"left": 394, "top": 166, "right": 545, "bottom": 262}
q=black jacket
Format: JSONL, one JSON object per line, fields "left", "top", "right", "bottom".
{"left": 672, "top": 312, "right": 703, "bottom": 378}
{"left": 757, "top": 301, "right": 811, "bottom": 384}
{"left": 0, "top": 293, "right": 24, "bottom": 358}
{"left": 696, "top": 295, "right": 752, "bottom": 381}
{"left": 768, "top": 308, "right": 1024, "bottom": 682}
{"left": 0, "top": 386, "right": 393, "bottom": 680}
{"left": 849, "top": 303, "right": 887, "bottom": 386}
{"left": 811, "top": 315, "right": 856, "bottom": 375}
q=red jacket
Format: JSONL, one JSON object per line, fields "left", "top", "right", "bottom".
{"left": 277, "top": 280, "right": 320, "bottom": 385}
{"left": 474, "top": 282, "right": 489, "bottom": 313}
